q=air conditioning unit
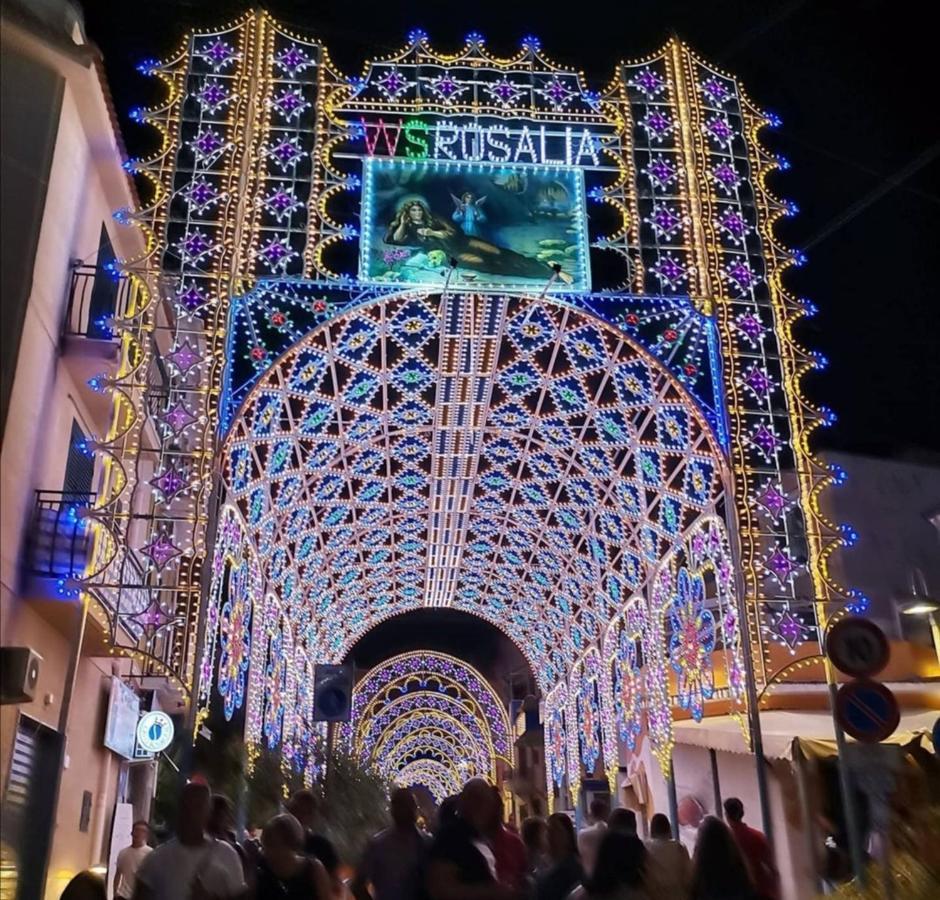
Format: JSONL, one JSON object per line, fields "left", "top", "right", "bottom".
{"left": 0, "top": 647, "right": 43, "bottom": 704}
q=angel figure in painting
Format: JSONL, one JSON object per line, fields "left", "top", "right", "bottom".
{"left": 451, "top": 191, "right": 487, "bottom": 237}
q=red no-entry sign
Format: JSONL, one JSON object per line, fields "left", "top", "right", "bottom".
{"left": 835, "top": 680, "right": 900, "bottom": 744}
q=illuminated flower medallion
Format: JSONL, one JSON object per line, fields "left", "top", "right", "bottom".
{"left": 615, "top": 629, "right": 642, "bottom": 749}
{"left": 218, "top": 562, "right": 252, "bottom": 720}
{"left": 668, "top": 568, "right": 715, "bottom": 721}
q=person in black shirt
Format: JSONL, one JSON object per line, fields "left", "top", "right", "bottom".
{"left": 427, "top": 778, "right": 516, "bottom": 900}
{"left": 287, "top": 789, "right": 340, "bottom": 893}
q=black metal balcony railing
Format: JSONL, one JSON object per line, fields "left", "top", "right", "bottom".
{"left": 25, "top": 491, "right": 95, "bottom": 585}
{"left": 63, "top": 264, "right": 132, "bottom": 339}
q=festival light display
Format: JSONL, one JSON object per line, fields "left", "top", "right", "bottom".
{"left": 82, "top": 11, "right": 853, "bottom": 808}
{"left": 340, "top": 652, "right": 511, "bottom": 799}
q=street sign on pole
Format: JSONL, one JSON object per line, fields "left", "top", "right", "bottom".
{"left": 825, "top": 616, "right": 890, "bottom": 679}
{"left": 835, "top": 680, "right": 900, "bottom": 744}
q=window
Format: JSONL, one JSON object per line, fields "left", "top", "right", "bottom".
{"left": 63, "top": 420, "right": 94, "bottom": 496}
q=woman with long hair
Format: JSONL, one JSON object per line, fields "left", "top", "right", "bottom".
{"left": 568, "top": 829, "right": 647, "bottom": 900}
{"left": 689, "top": 816, "right": 757, "bottom": 900}
{"left": 535, "top": 813, "right": 584, "bottom": 900}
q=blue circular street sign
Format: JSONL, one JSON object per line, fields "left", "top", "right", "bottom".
{"left": 835, "top": 680, "right": 900, "bottom": 744}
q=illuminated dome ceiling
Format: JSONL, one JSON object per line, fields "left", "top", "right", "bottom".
{"left": 221, "top": 291, "right": 727, "bottom": 688}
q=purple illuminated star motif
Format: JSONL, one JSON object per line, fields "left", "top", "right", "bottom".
{"left": 751, "top": 423, "right": 778, "bottom": 457}
{"left": 161, "top": 401, "right": 197, "bottom": 435}
{"left": 705, "top": 115, "right": 734, "bottom": 144}
{"left": 649, "top": 205, "right": 681, "bottom": 236}
{"left": 176, "top": 282, "right": 207, "bottom": 312}
{"left": 197, "top": 80, "right": 230, "bottom": 112}
{"left": 745, "top": 365, "right": 773, "bottom": 397}
{"left": 274, "top": 45, "right": 311, "bottom": 76}
{"left": 260, "top": 238, "right": 290, "bottom": 266}
{"left": 712, "top": 162, "right": 740, "bottom": 193}
{"left": 646, "top": 156, "right": 677, "bottom": 189}
{"left": 375, "top": 68, "right": 409, "bottom": 98}
{"left": 131, "top": 598, "right": 174, "bottom": 632}
{"left": 262, "top": 187, "right": 300, "bottom": 222}
{"left": 541, "top": 77, "right": 573, "bottom": 107}
{"left": 151, "top": 463, "right": 189, "bottom": 502}
{"left": 166, "top": 341, "right": 202, "bottom": 374}
{"left": 200, "top": 39, "right": 237, "bottom": 70}
{"left": 429, "top": 72, "right": 465, "bottom": 102}
{"left": 489, "top": 77, "right": 521, "bottom": 105}
{"left": 272, "top": 88, "right": 308, "bottom": 120}
{"left": 700, "top": 76, "right": 731, "bottom": 105}
{"left": 643, "top": 110, "right": 673, "bottom": 139}
{"left": 632, "top": 67, "right": 665, "bottom": 97}
{"left": 725, "top": 259, "right": 753, "bottom": 290}
{"left": 183, "top": 179, "right": 217, "bottom": 212}
{"left": 653, "top": 254, "right": 686, "bottom": 287}
{"left": 735, "top": 312, "right": 763, "bottom": 342}
{"left": 191, "top": 129, "right": 223, "bottom": 158}
{"left": 178, "top": 231, "right": 212, "bottom": 262}
{"left": 757, "top": 482, "right": 788, "bottom": 518}
{"left": 141, "top": 532, "right": 182, "bottom": 570}
{"left": 719, "top": 208, "right": 747, "bottom": 241}
{"left": 773, "top": 610, "right": 805, "bottom": 651}
{"left": 765, "top": 547, "right": 797, "bottom": 583}
{"left": 269, "top": 138, "right": 303, "bottom": 169}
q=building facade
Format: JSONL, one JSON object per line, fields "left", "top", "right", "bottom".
{"left": 0, "top": 3, "right": 154, "bottom": 897}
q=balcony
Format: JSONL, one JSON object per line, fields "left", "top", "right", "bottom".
{"left": 62, "top": 264, "right": 133, "bottom": 344}
{"left": 23, "top": 491, "right": 95, "bottom": 596}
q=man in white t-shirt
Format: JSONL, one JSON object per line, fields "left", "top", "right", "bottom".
{"left": 577, "top": 797, "right": 609, "bottom": 878}
{"left": 133, "top": 781, "right": 245, "bottom": 900}
{"left": 113, "top": 820, "right": 152, "bottom": 899}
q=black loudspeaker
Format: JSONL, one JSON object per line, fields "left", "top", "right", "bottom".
{"left": 313, "top": 664, "right": 353, "bottom": 722}
{"left": 0, "top": 647, "right": 43, "bottom": 704}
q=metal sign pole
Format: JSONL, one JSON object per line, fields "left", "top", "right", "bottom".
{"left": 828, "top": 681, "right": 867, "bottom": 887}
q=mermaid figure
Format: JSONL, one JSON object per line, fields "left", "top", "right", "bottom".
{"left": 384, "top": 196, "right": 572, "bottom": 283}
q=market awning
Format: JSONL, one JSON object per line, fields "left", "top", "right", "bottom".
{"left": 672, "top": 707, "right": 938, "bottom": 760}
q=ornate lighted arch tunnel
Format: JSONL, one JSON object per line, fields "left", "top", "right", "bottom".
{"left": 339, "top": 652, "right": 511, "bottom": 797}
{"left": 87, "top": 12, "right": 856, "bottom": 811}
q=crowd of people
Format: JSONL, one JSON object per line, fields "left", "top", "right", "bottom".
{"left": 60, "top": 778, "right": 779, "bottom": 900}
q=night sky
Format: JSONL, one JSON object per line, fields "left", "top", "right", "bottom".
{"left": 81, "top": 0, "right": 939, "bottom": 458}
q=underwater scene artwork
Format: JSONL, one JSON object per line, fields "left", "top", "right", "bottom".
{"left": 360, "top": 157, "right": 591, "bottom": 292}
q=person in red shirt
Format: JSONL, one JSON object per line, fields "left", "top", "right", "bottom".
{"left": 723, "top": 798, "right": 780, "bottom": 900}
{"left": 486, "top": 786, "right": 528, "bottom": 892}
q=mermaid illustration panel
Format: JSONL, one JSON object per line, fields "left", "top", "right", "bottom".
{"left": 360, "top": 157, "right": 592, "bottom": 292}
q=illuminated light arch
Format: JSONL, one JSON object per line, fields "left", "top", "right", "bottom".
{"left": 396, "top": 759, "right": 462, "bottom": 804}
{"left": 221, "top": 293, "right": 727, "bottom": 693}
{"left": 341, "top": 651, "right": 511, "bottom": 790}
{"left": 86, "top": 11, "right": 853, "bottom": 808}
